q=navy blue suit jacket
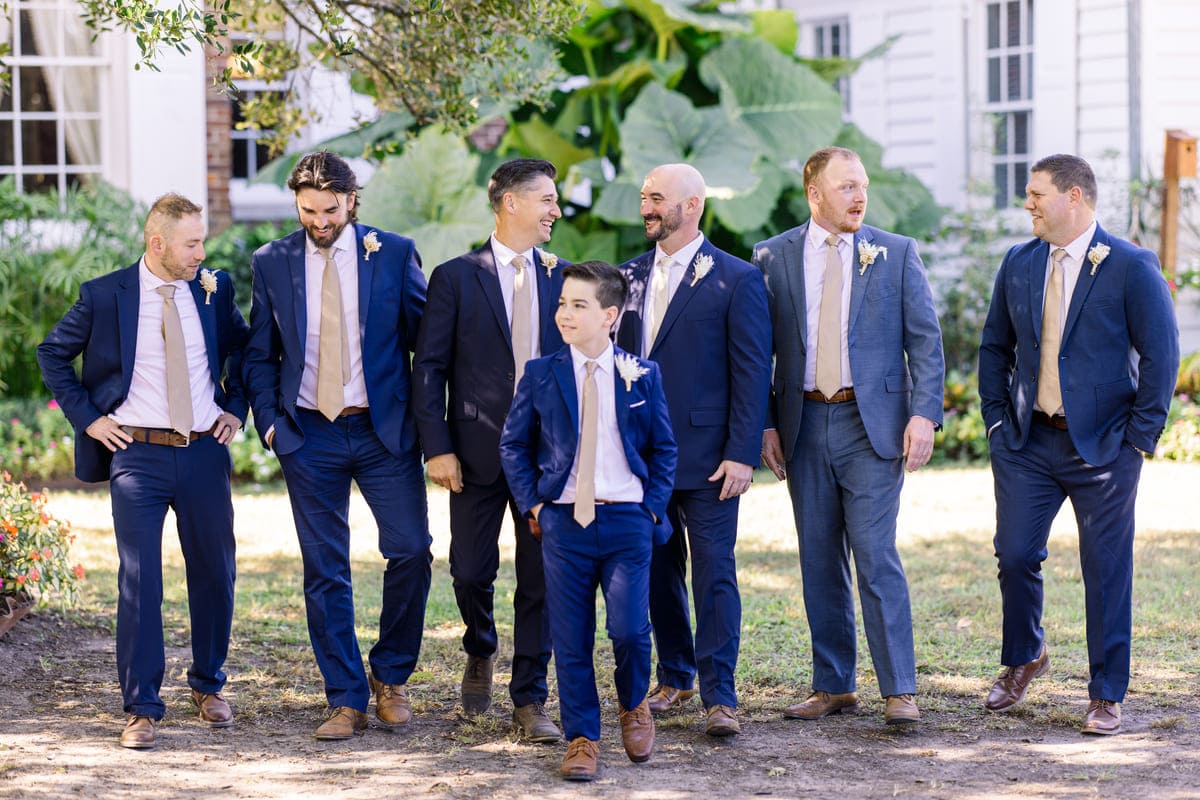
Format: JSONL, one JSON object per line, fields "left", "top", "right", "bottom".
{"left": 615, "top": 240, "right": 772, "bottom": 489}
{"left": 979, "top": 223, "right": 1179, "bottom": 466}
{"left": 412, "top": 244, "right": 565, "bottom": 484}
{"left": 37, "top": 263, "right": 249, "bottom": 482}
{"left": 242, "top": 225, "right": 426, "bottom": 458}
{"left": 754, "top": 222, "right": 945, "bottom": 461}
{"left": 498, "top": 346, "right": 677, "bottom": 544}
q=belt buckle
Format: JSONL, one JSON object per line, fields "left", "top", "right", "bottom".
{"left": 170, "top": 431, "right": 190, "bottom": 448}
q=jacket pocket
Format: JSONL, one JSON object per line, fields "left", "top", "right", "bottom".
{"left": 884, "top": 372, "right": 913, "bottom": 393}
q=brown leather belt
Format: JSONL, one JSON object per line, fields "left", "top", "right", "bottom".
{"left": 299, "top": 405, "right": 370, "bottom": 418}
{"left": 802, "top": 387, "right": 856, "bottom": 403}
{"left": 119, "top": 423, "right": 217, "bottom": 447}
{"left": 1032, "top": 410, "right": 1069, "bottom": 430}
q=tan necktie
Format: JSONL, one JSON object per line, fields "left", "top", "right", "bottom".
{"left": 317, "top": 247, "right": 350, "bottom": 422}
{"left": 1036, "top": 248, "right": 1068, "bottom": 415}
{"left": 511, "top": 254, "right": 532, "bottom": 389}
{"left": 157, "top": 285, "right": 194, "bottom": 437}
{"left": 648, "top": 256, "right": 671, "bottom": 355}
{"left": 574, "top": 360, "right": 599, "bottom": 528}
{"left": 815, "top": 234, "right": 844, "bottom": 399}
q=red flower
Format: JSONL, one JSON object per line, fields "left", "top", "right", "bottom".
{"left": 28, "top": 568, "right": 40, "bottom": 582}
{"left": 29, "top": 550, "right": 41, "bottom": 562}
{"left": 73, "top": 564, "right": 86, "bottom": 579}
{"left": 16, "top": 575, "right": 26, "bottom": 586}
{"left": 42, "top": 547, "right": 53, "bottom": 560}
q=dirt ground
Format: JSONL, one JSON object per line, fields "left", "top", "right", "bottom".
{"left": 3, "top": 465, "right": 1199, "bottom": 799}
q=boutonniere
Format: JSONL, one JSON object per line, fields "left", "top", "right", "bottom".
{"left": 614, "top": 352, "right": 650, "bottom": 391}
{"left": 538, "top": 249, "right": 559, "bottom": 278}
{"left": 1087, "top": 243, "right": 1110, "bottom": 276}
{"left": 199, "top": 268, "right": 218, "bottom": 305}
{"left": 857, "top": 240, "right": 888, "bottom": 276}
{"left": 362, "top": 230, "right": 381, "bottom": 261}
{"left": 690, "top": 253, "right": 714, "bottom": 287}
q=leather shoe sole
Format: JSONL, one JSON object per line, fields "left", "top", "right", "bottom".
{"left": 985, "top": 645, "right": 1050, "bottom": 712}
{"left": 646, "top": 684, "right": 696, "bottom": 715}
{"left": 783, "top": 691, "right": 859, "bottom": 720}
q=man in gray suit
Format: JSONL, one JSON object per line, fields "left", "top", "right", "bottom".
{"left": 755, "top": 146, "right": 944, "bottom": 725}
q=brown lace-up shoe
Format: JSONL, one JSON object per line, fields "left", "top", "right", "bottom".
{"left": 512, "top": 703, "right": 563, "bottom": 743}
{"left": 369, "top": 672, "right": 412, "bottom": 728}
{"left": 618, "top": 699, "right": 655, "bottom": 761}
{"left": 561, "top": 736, "right": 600, "bottom": 781}
{"left": 190, "top": 690, "right": 233, "bottom": 728}
{"left": 1081, "top": 699, "right": 1121, "bottom": 735}
{"left": 646, "top": 683, "right": 696, "bottom": 714}
{"left": 985, "top": 645, "right": 1049, "bottom": 712}
{"left": 119, "top": 715, "right": 157, "bottom": 749}
{"left": 783, "top": 691, "right": 859, "bottom": 720}
{"left": 705, "top": 704, "right": 741, "bottom": 736}
{"left": 461, "top": 654, "right": 495, "bottom": 715}
{"left": 884, "top": 694, "right": 920, "bottom": 725}
{"left": 314, "top": 706, "right": 367, "bottom": 740}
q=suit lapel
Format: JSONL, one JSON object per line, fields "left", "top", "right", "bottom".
{"left": 781, "top": 222, "right": 808, "bottom": 355}
{"left": 1062, "top": 227, "right": 1106, "bottom": 345}
{"left": 354, "top": 225, "right": 373, "bottom": 339}
{"left": 532, "top": 249, "right": 558, "bottom": 350}
{"left": 1028, "top": 240, "right": 1050, "bottom": 343}
{"left": 288, "top": 233, "right": 308, "bottom": 356}
{"left": 616, "top": 252, "right": 652, "bottom": 354}
{"left": 116, "top": 264, "right": 140, "bottom": 392}
{"left": 187, "top": 276, "right": 220, "bottom": 381}
{"left": 551, "top": 349, "right": 579, "bottom": 435}
{"left": 474, "top": 245, "right": 512, "bottom": 353}
{"left": 614, "top": 353, "right": 630, "bottom": 435}
{"left": 848, "top": 230, "right": 871, "bottom": 333}
{"left": 650, "top": 241, "right": 711, "bottom": 356}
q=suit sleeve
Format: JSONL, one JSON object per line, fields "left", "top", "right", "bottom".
{"left": 1124, "top": 252, "right": 1181, "bottom": 451}
{"left": 218, "top": 271, "right": 251, "bottom": 423}
{"left": 242, "top": 253, "right": 284, "bottom": 448}
{"left": 412, "top": 264, "right": 457, "bottom": 459}
{"left": 752, "top": 243, "right": 779, "bottom": 431}
{"left": 36, "top": 283, "right": 105, "bottom": 433}
{"left": 723, "top": 266, "right": 773, "bottom": 465}
{"left": 900, "top": 238, "right": 945, "bottom": 424}
{"left": 399, "top": 238, "right": 426, "bottom": 352}
{"left": 642, "top": 363, "right": 678, "bottom": 521}
{"left": 498, "top": 370, "right": 541, "bottom": 516}
{"left": 978, "top": 252, "right": 1017, "bottom": 430}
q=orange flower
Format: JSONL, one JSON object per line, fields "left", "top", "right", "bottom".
{"left": 73, "top": 564, "right": 86, "bottom": 579}
{"left": 16, "top": 575, "right": 26, "bottom": 586}
{"left": 41, "top": 513, "right": 50, "bottom": 525}
{"left": 29, "top": 550, "right": 41, "bottom": 562}
{"left": 1, "top": 519, "right": 15, "bottom": 535}
{"left": 28, "top": 568, "right": 40, "bottom": 582}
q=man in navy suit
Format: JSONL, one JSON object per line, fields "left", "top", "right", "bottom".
{"left": 243, "top": 152, "right": 431, "bottom": 740}
{"left": 500, "top": 261, "right": 677, "bottom": 781}
{"left": 38, "top": 193, "right": 248, "bottom": 749}
{"left": 756, "top": 147, "right": 944, "bottom": 726}
{"left": 615, "top": 163, "right": 772, "bottom": 736}
{"left": 413, "top": 159, "right": 564, "bottom": 741}
{"left": 979, "top": 154, "right": 1179, "bottom": 735}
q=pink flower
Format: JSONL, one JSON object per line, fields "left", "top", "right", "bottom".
{"left": 28, "top": 568, "right": 40, "bottom": 582}
{"left": 47, "top": 399, "right": 59, "bottom": 410}
{"left": 73, "top": 564, "right": 86, "bottom": 579}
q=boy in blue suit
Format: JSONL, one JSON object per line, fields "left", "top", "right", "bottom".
{"left": 500, "top": 261, "right": 677, "bottom": 781}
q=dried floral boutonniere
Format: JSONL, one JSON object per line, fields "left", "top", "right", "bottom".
{"left": 690, "top": 253, "right": 714, "bottom": 287}
{"left": 362, "top": 230, "right": 382, "bottom": 261}
{"left": 539, "top": 249, "right": 559, "bottom": 278}
{"left": 857, "top": 240, "right": 888, "bottom": 276}
{"left": 1087, "top": 243, "right": 1110, "bottom": 277}
{"left": 199, "top": 268, "right": 218, "bottom": 305}
{"left": 614, "top": 352, "right": 650, "bottom": 391}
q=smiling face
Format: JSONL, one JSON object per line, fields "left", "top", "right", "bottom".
{"left": 296, "top": 187, "right": 356, "bottom": 249}
{"left": 1024, "top": 170, "right": 1083, "bottom": 246}
{"left": 556, "top": 276, "right": 618, "bottom": 357}
{"left": 500, "top": 174, "right": 561, "bottom": 251}
{"left": 639, "top": 165, "right": 704, "bottom": 253}
{"left": 147, "top": 213, "right": 206, "bottom": 283}
{"left": 808, "top": 154, "right": 868, "bottom": 234}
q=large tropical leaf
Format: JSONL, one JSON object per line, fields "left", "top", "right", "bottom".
{"left": 544, "top": 219, "right": 621, "bottom": 265}
{"left": 359, "top": 128, "right": 493, "bottom": 270}
{"left": 698, "top": 37, "right": 843, "bottom": 164}
{"left": 750, "top": 10, "right": 798, "bottom": 56}
{"left": 500, "top": 115, "right": 596, "bottom": 176}
{"left": 251, "top": 110, "right": 415, "bottom": 187}
{"left": 835, "top": 123, "right": 944, "bottom": 239}
{"left": 625, "top": 0, "right": 752, "bottom": 38}
{"left": 709, "top": 159, "right": 786, "bottom": 231}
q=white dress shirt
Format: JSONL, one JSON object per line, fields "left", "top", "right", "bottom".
{"left": 490, "top": 234, "right": 542, "bottom": 362}
{"left": 556, "top": 342, "right": 643, "bottom": 505}
{"left": 297, "top": 224, "right": 369, "bottom": 411}
{"left": 803, "top": 222, "right": 854, "bottom": 391}
{"left": 642, "top": 232, "right": 706, "bottom": 358}
{"left": 111, "top": 258, "right": 221, "bottom": 430}
{"left": 1035, "top": 220, "right": 1101, "bottom": 416}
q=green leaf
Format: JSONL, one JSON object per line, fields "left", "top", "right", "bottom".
{"left": 627, "top": 0, "right": 752, "bottom": 37}
{"left": 698, "top": 37, "right": 843, "bottom": 163}
{"left": 710, "top": 160, "right": 785, "bottom": 231}
{"left": 251, "top": 111, "right": 416, "bottom": 187}
{"left": 500, "top": 115, "right": 596, "bottom": 176}
{"left": 592, "top": 174, "right": 644, "bottom": 227}
{"left": 749, "top": 10, "right": 798, "bottom": 56}
{"left": 835, "top": 123, "right": 944, "bottom": 239}
{"left": 543, "top": 220, "right": 620, "bottom": 265}
{"left": 359, "top": 128, "right": 493, "bottom": 270}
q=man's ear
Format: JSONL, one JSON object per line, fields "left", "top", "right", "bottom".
{"left": 603, "top": 305, "right": 620, "bottom": 329}
{"left": 346, "top": 192, "right": 357, "bottom": 213}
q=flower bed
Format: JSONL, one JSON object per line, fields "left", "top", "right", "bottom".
{"left": 1, "top": 471, "right": 84, "bottom": 627}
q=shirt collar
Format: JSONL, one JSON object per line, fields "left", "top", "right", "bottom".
{"left": 306, "top": 224, "right": 357, "bottom": 257}
{"left": 655, "top": 232, "right": 705, "bottom": 270}
{"left": 807, "top": 221, "right": 854, "bottom": 251}
{"left": 490, "top": 233, "right": 535, "bottom": 270}
{"left": 1057, "top": 220, "right": 1099, "bottom": 266}
{"left": 570, "top": 341, "right": 614, "bottom": 375}
{"left": 138, "top": 256, "right": 188, "bottom": 292}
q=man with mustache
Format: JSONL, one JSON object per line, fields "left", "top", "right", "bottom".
{"left": 755, "top": 147, "right": 944, "bottom": 726}
{"left": 413, "top": 159, "right": 565, "bottom": 741}
{"left": 243, "top": 151, "right": 432, "bottom": 739}
{"left": 38, "top": 193, "right": 248, "bottom": 748}
{"left": 615, "top": 163, "right": 772, "bottom": 736}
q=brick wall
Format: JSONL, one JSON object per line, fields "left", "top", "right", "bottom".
{"left": 204, "top": 40, "right": 233, "bottom": 235}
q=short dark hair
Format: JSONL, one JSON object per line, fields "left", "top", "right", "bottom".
{"left": 803, "top": 146, "right": 861, "bottom": 190}
{"left": 487, "top": 158, "right": 558, "bottom": 212}
{"left": 288, "top": 151, "right": 360, "bottom": 218}
{"left": 562, "top": 260, "right": 628, "bottom": 311}
{"left": 1031, "top": 153, "right": 1098, "bottom": 207}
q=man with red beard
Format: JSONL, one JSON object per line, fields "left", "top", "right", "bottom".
{"left": 243, "top": 151, "right": 432, "bottom": 740}
{"left": 615, "top": 163, "right": 772, "bottom": 736}
{"left": 755, "top": 147, "right": 944, "bottom": 726}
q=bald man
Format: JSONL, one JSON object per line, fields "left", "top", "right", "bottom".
{"left": 615, "top": 164, "right": 772, "bottom": 736}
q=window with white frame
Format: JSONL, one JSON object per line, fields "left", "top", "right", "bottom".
{"left": 813, "top": 16, "right": 851, "bottom": 110}
{"left": 228, "top": 34, "right": 287, "bottom": 181}
{"left": 985, "top": 0, "right": 1033, "bottom": 209}
{"left": 0, "top": 0, "right": 106, "bottom": 194}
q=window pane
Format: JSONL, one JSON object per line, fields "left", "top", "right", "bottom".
{"left": 65, "top": 172, "right": 96, "bottom": 190}
{"left": 815, "top": 26, "right": 826, "bottom": 57}
{"left": 831, "top": 24, "right": 842, "bottom": 57}
{"left": 21, "top": 119, "right": 56, "bottom": 165}
{"left": 255, "top": 141, "right": 271, "bottom": 174}
{"left": 19, "top": 66, "right": 52, "bottom": 112}
{"left": 994, "top": 113, "right": 1009, "bottom": 156}
{"left": 60, "top": 67, "right": 99, "bottom": 112}
{"left": 232, "top": 139, "right": 248, "bottom": 179}
{"left": 23, "top": 172, "right": 56, "bottom": 193}
{"left": 1007, "top": 54, "right": 1022, "bottom": 100}
{"left": 994, "top": 163, "right": 1008, "bottom": 210}
{"left": 1014, "top": 162, "right": 1028, "bottom": 196}
{"left": 0, "top": 120, "right": 14, "bottom": 166}
{"left": 1013, "top": 111, "right": 1028, "bottom": 154}
{"left": 1026, "top": 0, "right": 1034, "bottom": 44}
{"left": 0, "top": 71, "right": 10, "bottom": 112}
{"left": 1007, "top": 1, "right": 1021, "bottom": 46}
{"left": 988, "top": 3, "right": 1001, "bottom": 49}
{"left": 64, "top": 118, "right": 98, "bottom": 165}
{"left": 988, "top": 57, "right": 1001, "bottom": 103}
{"left": 1026, "top": 52, "right": 1033, "bottom": 99}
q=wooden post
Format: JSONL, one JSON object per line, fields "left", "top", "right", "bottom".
{"left": 1161, "top": 130, "right": 1197, "bottom": 286}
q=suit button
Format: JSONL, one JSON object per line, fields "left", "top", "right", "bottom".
{"left": 506, "top": 372, "right": 515, "bottom": 381}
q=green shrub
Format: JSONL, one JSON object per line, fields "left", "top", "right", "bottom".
{"left": 1, "top": 471, "right": 84, "bottom": 608}
{"left": 203, "top": 220, "right": 295, "bottom": 319}
{"left": 1156, "top": 394, "right": 1200, "bottom": 462}
{"left": 0, "top": 399, "right": 75, "bottom": 483}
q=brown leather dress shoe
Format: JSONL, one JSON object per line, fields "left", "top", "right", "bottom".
{"left": 561, "top": 736, "right": 600, "bottom": 781}
{"left": 191, "top": 690, "right": 233, "bottom": 728}
{"left": 646, "top": 683, "right": 697, "bottom": 714}
{"left": 705, "top": 704, "right": 741, "bottom": 736}
{"left": 512, "top": 703, "right": 563, "bottom": 743}
{"left": 884, "top": 694, "right": 920, "bottom": 725}
{"left": 314, "top": 706, "right": 368, "bottom": 740}
{"left": 618, "top": 699, "right": 655, "bottom": 762}
{"left": 461, "top": 654, "right": 495, "bottom": 715}
{"left": 783, "top": 690, "right": 859, "bottom": 720}
{"left": 119, "top": 715, "right": 157, "bottom": 749}
{"left": 985, "top": 645, "right": 1049, "bottom": 712}
{"left": 1081, "top": 699, "right": 1121, "bottom": 735}
{"left": 369, "top": 672, "right": 412, "bottom": 728}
